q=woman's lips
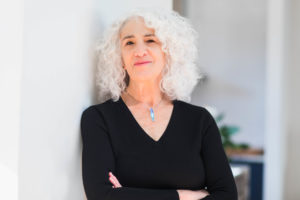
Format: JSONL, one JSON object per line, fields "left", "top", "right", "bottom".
{"left": 134, "top": 61, "right": 152, "bottom": 66}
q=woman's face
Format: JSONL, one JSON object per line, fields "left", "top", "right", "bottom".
{"left": 120, "top": 17, "right": 166, "bottom": 82}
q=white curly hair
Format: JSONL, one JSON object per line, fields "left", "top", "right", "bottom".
{"left": 95, "top": 8, "right": 202, "bottom": 103}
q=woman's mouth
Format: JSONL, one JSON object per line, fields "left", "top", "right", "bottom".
{"left": 134, "top": 61, "right": 152, "bottom": 66}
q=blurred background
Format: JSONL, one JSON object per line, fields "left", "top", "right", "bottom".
{"left": 0, "top": 0, "right": 299, "bottom": 199}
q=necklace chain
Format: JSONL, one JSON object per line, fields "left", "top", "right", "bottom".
{"left": 123, "top": 90, "right": 165, "bottom": 122}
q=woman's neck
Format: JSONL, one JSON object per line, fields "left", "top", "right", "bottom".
{"left": 124, "top": 79, "right": 165, "bottom": 107}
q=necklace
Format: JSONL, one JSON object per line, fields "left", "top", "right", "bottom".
{"left": 123, "top": 90, "right": 165, "bottom": 122}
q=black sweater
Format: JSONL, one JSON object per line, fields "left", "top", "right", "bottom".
{"left": 80, "top": 97, "right": 237, "bottom": 200}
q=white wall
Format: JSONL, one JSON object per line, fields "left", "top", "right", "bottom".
{"left": 263, "top": 0, "right": 289, "bottom": 199}
{"left": 19, "top": 0, "right": 172, "bottom": 200}
{"left": 0, "top": 0, "right": 23, "bottom": 199}
{"left": 263, "top": 0, "right": 300, "bottom": 199}
{"left": 185, "top": 0, "right": 266, "bottom": 148}
{"left": 20, "top": 0, "right": 96, "bottom": 199}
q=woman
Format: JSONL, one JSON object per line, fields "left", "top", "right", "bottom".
{"left": 81, "top": 8, "right": 237, "bottom": 200}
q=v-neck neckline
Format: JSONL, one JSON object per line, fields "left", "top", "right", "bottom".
{"left": 119, "top": 96, "right": 177, "bottom": 144}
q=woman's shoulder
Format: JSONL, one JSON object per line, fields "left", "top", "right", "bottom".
{"left": 175, "top": 99, "right": 210, "bottom": 114}
{"left": 175, "top": 99, "right": 214, "bottom": 122}
{"left": 89, "top": 98, "right": 116, "bottom": 108}
{"left": 81, "top": 98, "right": 119, "bottom": 117}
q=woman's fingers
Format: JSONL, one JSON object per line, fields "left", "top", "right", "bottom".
{"left": 109, "top": 176, "right": 120, "bottom": 187}
{"left": 109, "top": 172, "right": 122, "bottom": 188}
{"left": 109, "top": 172, "right": 120, "bottom": 185}
{"left": 109, "top": 175, "right": 117, "bottom": 186}
{"left": 200, "top": 189, "right": 209, "bottom": 195}
{"left": 108, "top": 172, "right": 115, "bottom": 186}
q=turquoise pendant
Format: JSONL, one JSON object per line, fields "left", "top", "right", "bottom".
{"left": 150, "top": 108, "right": 155, "bottom": 122}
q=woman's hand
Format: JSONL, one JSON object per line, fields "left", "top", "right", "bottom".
{"left": 109, "top": 172, "right": 122, "bottom": 188}
{"left": 108, "top": 171, "right": 209, "bottom": 200}
{"left": 177, "top": 189, "right": 209, "bottom": 200}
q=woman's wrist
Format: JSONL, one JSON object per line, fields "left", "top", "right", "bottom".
{"left": 176, "top": 190, "right": 182, "bottom": 200}
{"left": 176, "top": 189, "right": 209, "bottom": 200}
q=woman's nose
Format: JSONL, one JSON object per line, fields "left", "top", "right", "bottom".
{"left": 133, "top": 43, "right": 148, "bottom": 57}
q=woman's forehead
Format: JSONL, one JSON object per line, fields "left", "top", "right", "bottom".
{"left": 120, "top": 17, "right": 155, "bottom": 38}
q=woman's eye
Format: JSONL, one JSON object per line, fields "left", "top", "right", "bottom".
{"left": 146, "top": 39, "right": 155, "bottom": 43}
{"left": 125, "top": 41, "right": 134, "bottom": 45}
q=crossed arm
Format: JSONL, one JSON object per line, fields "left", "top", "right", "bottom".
{"left": 108, "top": 171, "right": 209, "bottom": 200}
{"left": 81, "top": 106, "right": 237, "bottom": 200}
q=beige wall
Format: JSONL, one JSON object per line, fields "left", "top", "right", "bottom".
{"left": 179, "top": 0, "right": 300, "bottom": 199}
{"left": 185, "top": 0, "right": 266, "bottom": 149}
{"left": 284, "top": 0, "right": 300, "bottom": 199}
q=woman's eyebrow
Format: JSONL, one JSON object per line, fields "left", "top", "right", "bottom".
{"left": 144, "top": 33, "right": 155, "bottom": 37}
{"left": 122, "top": 35, "right": 134, "bottom": 41}
{"left": 122, "top": 33, "right": 155, "bottom": 41}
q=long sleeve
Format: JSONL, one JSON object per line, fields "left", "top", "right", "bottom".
{"left": 200, "top": 110, "right": 238, "bottom": 200}
{"left": 80, "top": 106, "right": 179, "bottom": 200}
